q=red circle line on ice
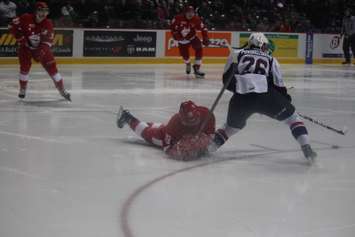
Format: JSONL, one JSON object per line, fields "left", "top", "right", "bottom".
{"left": 119, "top": 146, "right": 324, "bottom": 237}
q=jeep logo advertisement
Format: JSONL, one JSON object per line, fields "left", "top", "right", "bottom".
{"left": 84, "top": 31, "right": 156, "bottom": 57}
{"left": 0, "top": 30, "right": 73, "bottom": 57}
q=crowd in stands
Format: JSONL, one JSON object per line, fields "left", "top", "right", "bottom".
{"left": 0, "top": 0, "right": 353, "bottom": 33}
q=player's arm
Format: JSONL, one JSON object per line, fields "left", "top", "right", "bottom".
{"left": 40, "top": 20, "right": 55, "bottom": 48}
{"left": 8, "top": 16, "right": 25, "bottom": 45}
{"left": 222, "top": 50, "right": 239, "bottom": 92}
{"left": 170, "top": 17, "right": 184, "bottom": 41}
{"left": 270, "top": 58, "right": 292, "bottom": 102}
{"left": 195, "top": 17, "right": 209, "bottom": 46}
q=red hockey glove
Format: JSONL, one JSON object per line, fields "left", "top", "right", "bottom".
{"left": 202, "top": 38, "right": 210, "bottom": 47}
{"left": 167, "top": 133, "right": 211, "bottom": 161}
{"left": 172, "top": 32, "right": 183, "bottom": 41}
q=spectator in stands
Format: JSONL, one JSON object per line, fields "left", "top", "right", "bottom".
{"left": 60, "top": 1, "right": 77, "bottom": 26}
{"left": 341, "top": 8, "right": 355, "bottom": 64}
{"left": 279, "top": 20, "right": 292, "bottom": 32}
{"left": 0, "top": 0, "right": 16, "bottom": 26}
{"left": 16, "top": 0, "right": 31, "bottom": 15}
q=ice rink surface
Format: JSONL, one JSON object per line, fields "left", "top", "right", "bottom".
{"left": 1, "top": 63, "right": 355, "bottom": 237}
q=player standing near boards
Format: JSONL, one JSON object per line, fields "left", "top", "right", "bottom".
{"left": 208, "top": 32, "right": 317, "bottom": 164}
{"left": 341, "top": 8, "right": 355, "bottom": 64}
{"left": 8, "top": 2, "right": 71, "bottom": 101}
{"left": 170, "top": 5, "right": 210, "bottom": 78}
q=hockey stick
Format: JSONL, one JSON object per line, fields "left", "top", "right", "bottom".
{"left": 287, "top": 87, "right": 348, "bottom": 135}
{"left": 298, "top": 113, "right": 348, "bottom": 135}
{"left": 197, "top": 42, "right": 240, "bottom": 134}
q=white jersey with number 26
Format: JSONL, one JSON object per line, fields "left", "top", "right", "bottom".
{"left": 224, "top": 48, "right": 284, "bottom": 94}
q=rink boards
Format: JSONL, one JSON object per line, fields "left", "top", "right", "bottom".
{"left": 0, "top": 28, "right": 346, "bottom": 64}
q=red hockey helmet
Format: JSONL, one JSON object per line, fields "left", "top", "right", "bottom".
{"left": 184, "top": 5, "right": 195, "bottom": 19}
{"left": 35, "top": 1, "right": 49, "bottom": 10}
{"left": 35, "top": 2, "right": 49, "bottom": 23}
{"left": 179, "top": 100, "right": 201, "bottom": 126}
{"left": 184, "top": 5, "right": 195, "bottom": 13}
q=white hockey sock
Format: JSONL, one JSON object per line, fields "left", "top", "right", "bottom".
{"left": 134, "top": 122, "right": 148, "bottom": 137}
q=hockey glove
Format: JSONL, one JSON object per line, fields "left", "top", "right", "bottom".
{"left": 172, "top": 32, "right": 183, "bottom": 41}
{"left": 167, "top": 133, "right": 211, "bottom": 161}
{"left": 202, "top": 38, "right": 210, "bottom": 47}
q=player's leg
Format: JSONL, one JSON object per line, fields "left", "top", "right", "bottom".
{"left": 259, "top": 89, "right": 316, "bottom": 163}
{"left": 178, "top": 43, "right": 191, "bottom": 74}
{"left": 17, "top": 46, "right": 32, "bottom": 98}
{"left": 342, "top": 36, "right": 351, "bottom": 64}
{"left": 36, "top": 47, "right": 71, "bottom": 101}
{"left": 116, "top": 107, "right": 165, "bottom": 147}
{"left": 350, "top": 34, "right": 355, "bottom": 63}
{"left": 191, "top": 37, "right": 205, "bottom": 78}
{"left": 208, "top": 94, "right": 254, "bottom": 152}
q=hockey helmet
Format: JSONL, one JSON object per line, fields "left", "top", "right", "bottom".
{"left": 179, "top": 100, "right": 201, "bottom": 126}
{"left": 35, "top": 2, "right": 49, "bottom": 22}
{"left": 184, "top": 5, "right": 195, "bottom": 19}
{"left": 248, "top": 32, "right": 269, "bottom": 50}
{"left": 35, "top": 1, "right": 49, "bottom": 11}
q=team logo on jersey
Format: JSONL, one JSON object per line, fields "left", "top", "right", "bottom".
{"left": 330, "top": 36, "right": 340, "bottom": 49}
{"left": 181, "top": 27, "right": 191, "bottom": 37}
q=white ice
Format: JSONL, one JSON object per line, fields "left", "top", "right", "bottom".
{"left": 0, "top": 63, "right": 355, "bottom": 237}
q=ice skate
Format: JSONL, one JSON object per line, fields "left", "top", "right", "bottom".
{"left": 207, "top": 132, "right": 226, "bottom": 153}
{"left": 18, "top": 88, "right": 26, "bottom": 99}
{"left": 193, "top": 64, "right": 205, "bottom": 79}
{"left": 60, "top": 90, "right": 71, "bottom": 102}
{"left": 301, "top": 144, "right": 317, "bottom": 164}
{"left": 116, "top": 106, "right": 134, "bottom": 128}
{"left": 186, "top": 63, "right": 191, "bottom": 74}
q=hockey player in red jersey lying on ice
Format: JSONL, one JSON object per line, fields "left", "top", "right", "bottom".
{"left": 116, "top": 101, "right": 215, "bottom": 161}
{"left": 8, "top": 1, "right": 71, "bottom": 101}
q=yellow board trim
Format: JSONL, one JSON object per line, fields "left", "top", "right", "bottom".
{"left": 0, "top": 57, "right": 346, "bottom": 65}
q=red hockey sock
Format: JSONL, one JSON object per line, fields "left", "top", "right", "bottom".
{"left": 130, "top": 119, "right": 140, "bottom": 131}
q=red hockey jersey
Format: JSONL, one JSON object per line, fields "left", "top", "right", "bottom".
{"left": 170, "top": 14, "right": 208, "bottom": 42}
{"left": 163, "top": 106, "right": 215, "bottom": 151}
{"left": 9, "top": 13, "right": 54, "bottom": 49}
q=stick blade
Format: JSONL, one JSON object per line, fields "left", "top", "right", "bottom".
{"left": 342, "top": 126, "right": 349, "bottom": 135}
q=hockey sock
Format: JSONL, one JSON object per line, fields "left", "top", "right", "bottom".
{"left": 19, "top": 74, "right": 29, "bottom": 90}
{"left": 131, "top": 121, "right": 148, "bottom": 138}
{"left": 194, "top": 59, "right": 202, "bottom": 66}
{"left": 213, "top": 125, "right": 240, "bottom": 147}
{"left": 51, "top": 73, "right": 64, "bottom": 91}
{"left": 193, "top": 64, "right": 201, "bottom": 71}
{"left": 284, "top": 113, "right": 310, "bottom": 146}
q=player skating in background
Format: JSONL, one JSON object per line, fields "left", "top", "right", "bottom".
{"left": 208, "top": 32, "right": 317, "bottom": 164}
{"left": 170, "top": 5, "right": 210, "bottom": 78}
{"left": 116, "top": 101, "right": 215, "bottom": 161}
{"left": 8, "top": 2, "right": 71, "bottom": 101}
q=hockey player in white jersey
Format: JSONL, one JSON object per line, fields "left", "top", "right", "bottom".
{"left": 209, "top": 32, "right": 317, "bottom": 164}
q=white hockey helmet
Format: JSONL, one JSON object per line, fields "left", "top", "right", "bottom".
{"left": 247, "top": 32, "right": 269, "bottom": 49}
